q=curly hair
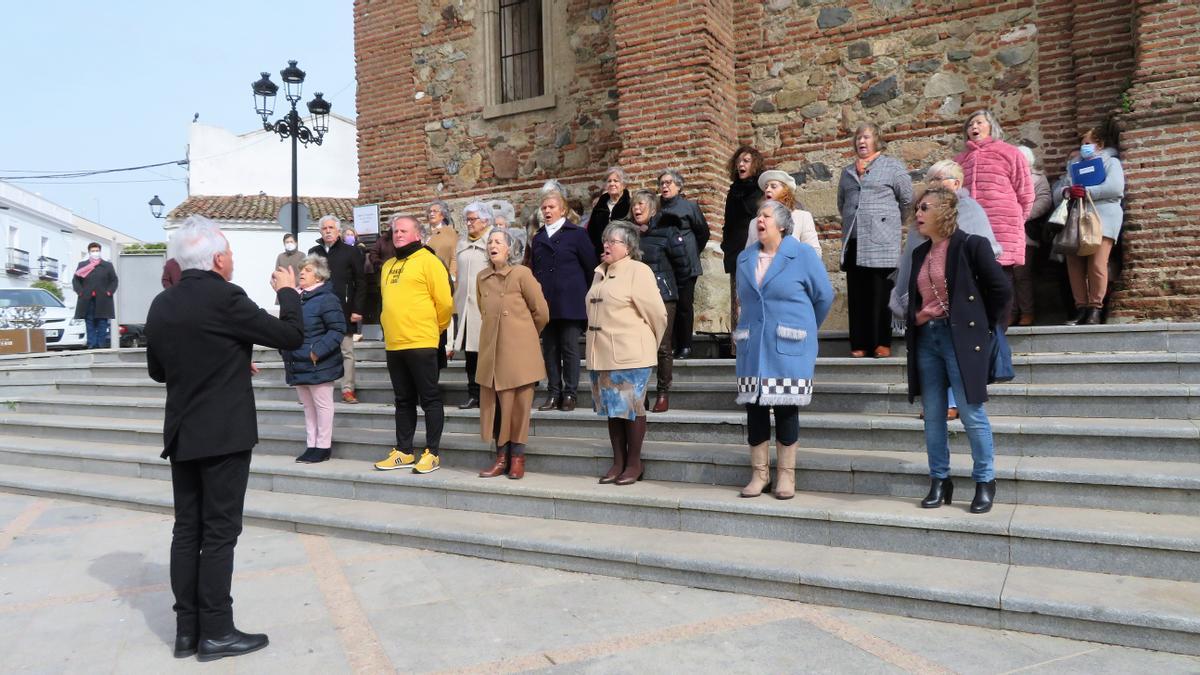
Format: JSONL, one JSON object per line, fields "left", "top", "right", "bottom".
{"left": 727, "top": 145, "right": 765, "bottom": 181}
{"left": 908, "top": 186, "right": 959, "bottom": 240}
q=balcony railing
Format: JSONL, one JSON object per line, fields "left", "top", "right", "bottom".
{"left": 37, "top": 256, "right": 59, "bottom": 281}
{"left": 6, "top": 248, "right": 30, "bottom": 276}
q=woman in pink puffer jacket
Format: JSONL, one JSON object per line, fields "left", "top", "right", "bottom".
{"left": 955, "top": 110, "right": 1033, "bottom": 276}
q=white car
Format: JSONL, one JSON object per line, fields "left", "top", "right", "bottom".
{"left": 0, "top": 287, "right": 87, "bottom": 350}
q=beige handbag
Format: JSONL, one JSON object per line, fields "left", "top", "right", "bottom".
{"left": 1077, "top": 192, "right": 1103, "bottom": 257}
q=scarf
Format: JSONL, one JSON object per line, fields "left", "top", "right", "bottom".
{"left": 855, "top": 151, "right": 882, "bottom": 177}
{"left": 300, "top": 281, "right": 325, "bottom": 294}
{"left": 75, "top": 258, "right": 102, "bottom": 279}
{"left": 394, "top": 240, "right": 424, "bottom": 260}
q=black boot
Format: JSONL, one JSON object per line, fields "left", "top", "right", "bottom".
{"left": 1064, "top": 307, "right": 1088, "bottom": 326}
{"left": 296, "top": 447, "right": 319, "bottom": 463}
{"left": 970, "top": 480, "right": 997, "bottom": 514}
{"left": 174, "top": 634, "right": 198, "bottom": 658}
{"left": 920, "top": 477, "right": 954, "bottom": 508}
{"left": 197, "top": 628, "right": 269, "bottom": 662}
{"left": 1083, "top": 308, "right": 1103, "bottom": 325}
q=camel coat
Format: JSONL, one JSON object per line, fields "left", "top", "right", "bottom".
{"left": 475, "top": 264, "right": 550, "bottom": 391}
{"left": 584, "top": 256, "right": 668, "bottom": 371}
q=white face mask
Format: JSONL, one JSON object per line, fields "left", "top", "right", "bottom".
{"left": 284, "top": 242, "right": 297, "bottom": 252}
{"left": 89, "top": 251, "right": 101, "bottom": 260}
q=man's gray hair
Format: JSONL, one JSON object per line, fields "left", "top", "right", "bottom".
{"left": 604, "top": 166, "right": 628, "bottom": 184}
{"left": 300, "top": 254, "right": 332, "bottom": 281}
{"left": 658, "top": 169, "right": 685, "bottom": 190}
{"left": 603, "top": 220, "right": 642, "bottom": 262}
{"left": 389, "top": 213, "right": 428, "bottom": 240}
{"left": 489, "top": 227, "right": 527, "bottom": 266}
{"left": 318, "top": 214, "right": 341, "bottom": 229}
{"left": 761, "top": 200, "right": 794, "bottom": 237}
{"left": 462, "top": 201, "right": 495, "bottom": 226}
{"left": 171, "top": 216, "right": 227, "bottom": 272}
{"left": 964, "top": 109, "right": 1005, "bottom": 141}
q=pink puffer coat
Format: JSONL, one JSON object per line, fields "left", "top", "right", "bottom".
{"left": 956, "top": 138, "right": 1033, "bottom": 266}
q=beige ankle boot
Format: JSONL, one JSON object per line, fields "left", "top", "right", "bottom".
{"left": 740, "top": 442, "right": 771, "bottom": 497}
{"left": 774, "top": 443, "right": 797, "bottom": 500}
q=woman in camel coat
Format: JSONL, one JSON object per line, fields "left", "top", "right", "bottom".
{"left": 475, "top": 228, "right": 550, "bottom": 480}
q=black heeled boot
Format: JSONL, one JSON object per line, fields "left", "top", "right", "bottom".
{"left": 920, "top": 477, "right": 953, "bottom": 508}
{"left": 970, "top": 480, "right": 997, "bottom": 513}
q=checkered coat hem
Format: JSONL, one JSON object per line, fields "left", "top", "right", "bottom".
{"left": 736, "top": 377, "right": 814, "bottom": 407}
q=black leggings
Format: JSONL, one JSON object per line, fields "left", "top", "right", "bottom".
{"left": 746, "top": 404, "right": 799, "bottom": 446}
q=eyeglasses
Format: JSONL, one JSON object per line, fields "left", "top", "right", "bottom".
{"left": 465, "top": 216, "right": 482, "bottom": 223}
{"left": 917, "top": 203, "right": 939, "bottom": 212}
{"left": 602, "top": 238, "right": 628, "bottom": 246}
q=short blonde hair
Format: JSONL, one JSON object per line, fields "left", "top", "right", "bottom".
{"left": 925, "top": 159, "right": 964, "bottom": 183}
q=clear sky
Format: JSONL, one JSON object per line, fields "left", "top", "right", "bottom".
{"left": 1, "top": 1, "right": 356, "bottom": 242}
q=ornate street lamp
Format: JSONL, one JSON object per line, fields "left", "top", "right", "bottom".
{"left": 148, "top": 195, "right": 165, "bottom": 219}
{"left": 251, "top": 60, "right": 331, "bottom": 239}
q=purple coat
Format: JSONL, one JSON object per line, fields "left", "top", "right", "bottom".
{"left": 531, "top": 220, "right": 598, "bottom": 321}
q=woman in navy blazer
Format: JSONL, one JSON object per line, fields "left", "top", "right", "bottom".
{"left": 905, "top": 186, "right": 1011, "bottom": 513}
{"left": 734, "top": 200, "right": 834, "bottom": 500}
{"left": 281, "top": 255, "right": 347, "bottom": 464}
{"left": 530, "top": 181, "right": 598, "bottom": 411}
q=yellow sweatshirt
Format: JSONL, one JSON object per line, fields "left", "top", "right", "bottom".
{"left": 380, "top": 247, "right": 453, "bottom": 350}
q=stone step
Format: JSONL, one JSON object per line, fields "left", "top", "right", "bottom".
{"left": 2, "top": 415, "right": 1196, "bottom": 517}
{"left": 2, "top": 463, "right": 1197, "bottom": 656}
{"left": 7, "top": 395, "right": 1198, "bottom": 462}
{"left": 43, "top": 377, "right": 1200, "bottom": 420}
{"left": 0, "top": 438, "right": 1196, "bottom": 583}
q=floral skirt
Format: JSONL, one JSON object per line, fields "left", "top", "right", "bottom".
{"left": 589, "top": 367, "right": 651, "bottom": 420}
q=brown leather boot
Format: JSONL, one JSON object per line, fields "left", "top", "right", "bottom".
{"left": 616, "top": 416, "right": 647, "bottom": 485}
{"left": 740, "top": 442, "right": 771, "bottom": 497}
{"left": 600, "top": 419, "right": 626, "bottom": 484}
{"left": 651, "top": 393, "right": 669, "bottom": 413}
{"left": 507, "top": 445, "right": 526, "bottom": 480}
{"left": 478, "top": 443, "right": 509, "bottom": 478}
{"left": 774, "top": 443, "right": 797, "bottom": 500}
{"left": 537, "top": 396, "right": 560, "bottom": 411}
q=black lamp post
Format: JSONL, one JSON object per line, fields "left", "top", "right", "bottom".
{"left": 251, "top": 60, "right": 331, "bottom": 239}
{"left": 148, "top": 195, "right": 165, "bottom": 219}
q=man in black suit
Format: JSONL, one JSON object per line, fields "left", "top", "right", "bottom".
{"left": 146, "top": 217, "right": 303, "bottom": 662}
{"left": 309, "top": 215, "right": 366, "bottom": 403}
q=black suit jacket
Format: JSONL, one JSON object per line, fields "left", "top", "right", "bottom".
{"left": 905, "top": 230, "right": 1011, "bottom": 406}
{"left": 308, "top": 240, "right": 366, "bottom": 325}
{"left": 145, "top": 269, "right": 304, "bottom": 461}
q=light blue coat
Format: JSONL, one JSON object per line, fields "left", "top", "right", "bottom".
{"left": 1052, "top": 147, "right": 1125, "bottom": 240}
{"left": 734, "top": 237, "right": 835, "bottom": 406}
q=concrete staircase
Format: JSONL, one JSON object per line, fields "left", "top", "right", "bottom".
{"left": 1, "top": 323, "right": 1199, "bottom": 655}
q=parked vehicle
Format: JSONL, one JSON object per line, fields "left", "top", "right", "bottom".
{"left": 0, "top": 287, "right": 86, "bottom": 350}
{"left": 119, "top": 323, "right": 148, "bottom": 348}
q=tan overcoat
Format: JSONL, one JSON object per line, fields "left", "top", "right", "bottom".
{"left": 584, "top": 256, "right": 667, "bottom": 371}
{"left": 475, "top": 264, "right": 549, "bottom": 390}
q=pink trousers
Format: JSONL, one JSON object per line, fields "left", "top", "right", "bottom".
{"left": 295, "top": 383, "right": 335, "bottom": 448}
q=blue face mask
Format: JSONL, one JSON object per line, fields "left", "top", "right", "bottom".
{"left": 344, "top": 236, "right": 356, "bottom": 246}
{"left": 1080, "top": 143, "right": 1096, "bottom": 158}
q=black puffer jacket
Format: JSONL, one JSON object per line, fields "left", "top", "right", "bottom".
{"left": 660, "top": 194, "right": 709, "bottom": 279}
{"left": 638, "top": 214, "right": 691, "bottom": 303}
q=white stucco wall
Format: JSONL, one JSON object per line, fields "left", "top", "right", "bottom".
{"left": 162, "top": 220, "right": 301, "bottom": 312}
{"left": 1, "top": 182, "right": 78, "bottom": 295}
{"left": 187, "top": 114, "right": 358, "bottom": 198}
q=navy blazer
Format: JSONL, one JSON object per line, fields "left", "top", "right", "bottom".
{"left": 905, "top": 230, "right": 1011, "bottom": 406}
{"left": 531, "top": 220, "right": 597, "bottom": 321}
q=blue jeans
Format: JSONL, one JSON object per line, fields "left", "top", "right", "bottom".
{"left": 83, "top": 299, "right": 110, "bottom": 349}
{"left": 917, "top": 319, "right": 995, "bottom": 482}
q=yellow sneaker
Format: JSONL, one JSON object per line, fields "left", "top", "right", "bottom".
{"left": 412, "top": 449, "right": 440, "bottom": 474}
{"left": 374, "top": 448, "right": 415, "bottom": 471}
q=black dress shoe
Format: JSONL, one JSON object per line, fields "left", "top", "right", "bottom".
{"left": 197, "top": 629, "right": 269, "bottom": 662}
{"left": 296, "top": 447, "right": 318, "bottom": 463}
{"left": 920, "top": 477, "right": 954, "bottom": 508}
{"left": 560, "top": 394, "right": 577, "bottom": 412}
{"left": 174, "top": 634, "right": 198, "bottom": 659}
{"left": 1083, "top": 308, "right": 1103, "bottom": 325}
{"left": 674, "top": 347, "right": 692, "bottom": 359}
{"left": 307, "top": 448, "right": 331, "bottom": 464}
{"left": 970, "top": 480, "right": 997, "bottom": 514}
{"left": 459, "top": 397, "right": 480, "bottom": 409}
{"left": 537, "top": 396, "right": 560, "bottom": 412}
{"left": 1064, "top": 308, "right": 1088, "bottom": 326}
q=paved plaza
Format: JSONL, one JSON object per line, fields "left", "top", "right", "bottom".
{"left": 1, "top": 492, "right": 1198, "bottom": 674}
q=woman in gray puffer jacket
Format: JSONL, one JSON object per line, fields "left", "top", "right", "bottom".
{"left": 282, "top": 255, "right": 347, "bottom": 464}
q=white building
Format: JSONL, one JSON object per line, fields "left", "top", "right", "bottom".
{"left": 2, "top": 182, "right": 84, "bottom": 295}
{"left": 69, "top": 215, "right": 141, "bottom": 269}
{"left": 165, "top": 114, "right": 359, "bottom": 310}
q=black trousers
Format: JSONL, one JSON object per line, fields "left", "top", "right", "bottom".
{"left": 465, "top": 350, "right": 480, "bottom": 399}
{"left": 542, "top": 319, "right": 584, "bottom": 398}
{"left": 170, "top": 450, "right": 252, "bottom": 638}
{"left": 746, "top": 404, "right": 799, "bottom": 446}
{"left": 386, "top": 348, "right": 444, "bottom": 453}
{"left": 674, "top": 278, "right": 697, "bottom": 350}
{"left": 844, "top": 238, "right": 894, "bottom": 352}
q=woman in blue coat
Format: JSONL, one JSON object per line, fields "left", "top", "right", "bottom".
{"left": 282, "top": 255, "right": 347, "bottom": 463}
{"left": 905, "top": 187, "right": 1011, "bottom": 513}
{"left": 734, "top": 200, "right": 834, "bottom": 500}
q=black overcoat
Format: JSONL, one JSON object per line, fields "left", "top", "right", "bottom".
{"left": 586, "top": 190, "right": 630, "bottom": 260}
{"left": 308, "top": 239, "right": 366, "bottom": 325}
{"left": 905, "top": 230, "right": 1011, "bottom": 406}
{"left": 146, "top": 269, "right": 304, "bottom": 461}
{"left": 72, "top": 260, "right": 119, "bottom": 319}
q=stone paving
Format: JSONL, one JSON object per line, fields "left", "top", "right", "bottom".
{"left": 2, "top": 492, "right": 1198, "bottom": 674}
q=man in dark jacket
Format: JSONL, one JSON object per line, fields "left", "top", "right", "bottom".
{"left": 309, "top": 215, "right": 366, "bottom": 403}
{"left": 146, "top": 216, "right": 303, "bottom": 662}
{"left": 658, "top": 169, "right": 709, "bottom": 358}
{"left": 72, "top": 242, "right": 119, "bottom": 348}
